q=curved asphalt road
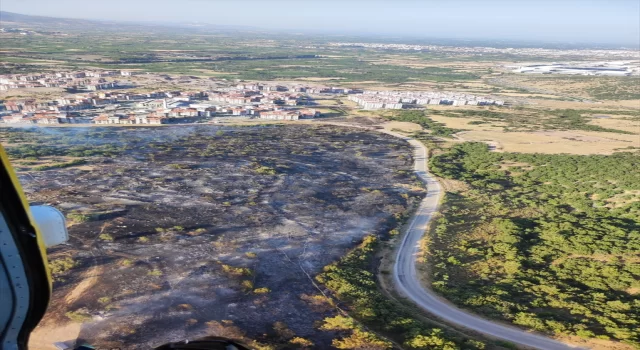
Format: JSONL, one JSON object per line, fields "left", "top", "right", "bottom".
{"left": 385, "top": 131, "right": 581, "bottom": 350}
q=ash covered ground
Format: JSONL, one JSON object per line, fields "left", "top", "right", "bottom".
{"left": 2, "top": 125, "right": 422, "bottom": 349}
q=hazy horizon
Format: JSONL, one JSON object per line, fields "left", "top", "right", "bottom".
{"left": 1, "top": 0, "right": 639, "bottom": 46}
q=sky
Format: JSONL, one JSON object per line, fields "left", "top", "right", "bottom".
{"left": 2, "top": 0, "right": 639, "bottom": 46}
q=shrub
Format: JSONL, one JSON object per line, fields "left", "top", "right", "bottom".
{"left": 33, "top": 158, "right": 86, "bottom": 171}
{"left": 289, "top": 337, "right": 314, "bottom": 348}
{"left": 169, "top": 163, "right": 190, "bottom": 169}
{"left": 332, "top": 329, "right": 392, "bottom": 350}
{"left": 99, "top": 233, "right": 114, "bottom": 241}
{"left": 220, "top": 263, "right": 253, "bottom": 277}
{"left": 404, "top": 329, "right": 458, "bottom": 349}
{"left": 49, "top": 257, "right": 76, "bottom": 278}
{"left": 187, "top": 228, "right": 207, "bottom": 236}
{"left": 320, "top": 315, "right": 356, "bottom": 331}
{"left": 148, "top": 269, "right": 163, "bottom": 276}
{"left": 273, "top": 321, "right": 295, "bottom": 340}
{"left": 176, "top": 304, "right": 193, "bottom": 311}
{"left": 67, "top": 212, "right": 91, "bottom": 223}
{"left": 241, "top": 280, "right": 254, "bottom": 291}
{"left": 65, "top": 309, "right": 92, "bottom": 323}
{"left": 300, "top": 293, "right": 334, "bottom": 312}
{"left": 255, "top": 166, "right": 277, "bottom": 175}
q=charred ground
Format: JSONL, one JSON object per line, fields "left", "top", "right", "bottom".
{"left": 1, "top": 125, "right": 422, "bottom": 349}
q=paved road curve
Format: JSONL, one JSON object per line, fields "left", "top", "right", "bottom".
{"left": 386, "top": 131, "right": 582, "bottom": 350}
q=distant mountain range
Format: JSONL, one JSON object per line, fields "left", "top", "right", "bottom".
{"left": 1, "top": 11, "right": 104, "bottom": 28}
{"left": 0, "top": 11, "right": 259, "bottom": 34}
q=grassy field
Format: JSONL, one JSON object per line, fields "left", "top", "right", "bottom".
{"left": 488, "top": 75, "right": 640, "bottom": 101}
{"left": 421, "top": 107, "right": 639, "bottom": 155}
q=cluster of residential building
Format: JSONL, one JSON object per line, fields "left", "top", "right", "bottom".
{"left": 327, "top": 42, "right": 639, "bottom": 59}
{"left": 90, "top": 105, "right": 320, "bottom": 125}
{"left": 1, "top": 68, "right": 511, "bottom": 124}
{"left": 1, "top": 92, "right": 322, "bottom": 125}
{"left": 0, "top": 70, "right": 133, "bottom": 91}
{"left": 0, "top": 72, "right": 335, "bottom": 125}
{"left": 348, "top": 90, "right": 504, "bottom": 110}
{"left": 1, "top": 111, "right": 80, "bottom": 125}
{"left": 0, "top": 27, "right": 66, "bottom": 36}
{"left": 2, "top": 90, "right": 181, "bottom": 113}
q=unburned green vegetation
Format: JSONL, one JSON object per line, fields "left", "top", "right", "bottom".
{"left": 49, "top": 256, "right": 76, "bottom": 282}
{"left": 428, "top": 142, "right": 640, "bottom": 346}
{"left": 585, "top": 77, "right": 640, "bottom": 100}
{"left": 33, "top": 158, "right": 86, "bottom": 171}
{"left": 210, "top": 58, "right": 479, "bottom": 83}
{"left": 318, "top": 235, "right": 489, "bottom": 349}
{"left": 65, "top": 309, "right": 92, "bottom": 323}
{"left": 2, "top": 128, "right": 129, "bottom": 159}
{"left": 0, "top": 30, "right": 480, "bottom": 83}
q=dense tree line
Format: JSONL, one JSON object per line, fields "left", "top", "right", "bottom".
{"left": 428, "top": 143, "right": 640, "bottom": 345}
{"left": 318, "top": 236, "right": 489, "bottom": 350}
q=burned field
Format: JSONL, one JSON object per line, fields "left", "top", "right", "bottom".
{"left": 1, "top": 125, "right": 422, "bottom": 349}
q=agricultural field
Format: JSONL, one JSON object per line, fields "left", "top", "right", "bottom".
{"left": 0, "top": 27, "right": 479, "bottom": 84}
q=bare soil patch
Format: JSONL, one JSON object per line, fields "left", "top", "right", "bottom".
{"left": 382, "top": 121, "right": 423, "bottom": 133}
{"left": 455, "top": 129, "right": 638, "bottom": 155}
{"left": 588, "top": 117, "right": 640, "bottom": 134}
